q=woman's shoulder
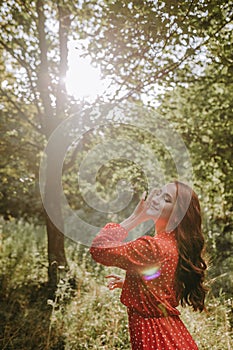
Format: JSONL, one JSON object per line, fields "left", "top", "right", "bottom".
{"left": 154, "top": 233, "right": 178, "bottom": 256}
{"left": 133, "top": 235, "right": 163, "bottom": 255}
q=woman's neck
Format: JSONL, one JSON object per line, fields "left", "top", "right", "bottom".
{"left": 155, "top": 219, "right": 168, "bottom": 234}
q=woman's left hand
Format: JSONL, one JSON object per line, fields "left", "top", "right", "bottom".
{"left": 105, "top": 274, "right": 124, "bottom": 290}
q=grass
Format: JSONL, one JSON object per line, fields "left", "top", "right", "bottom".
{"left": 0, "top": 218, "right": 232, "bottom": 349}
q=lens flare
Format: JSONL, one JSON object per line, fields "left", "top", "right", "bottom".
{"left": 39, "top": 102, "right": 193, "bottom": 246}
{"left": 141, "top": 265, "right": 161, "bottom": 281}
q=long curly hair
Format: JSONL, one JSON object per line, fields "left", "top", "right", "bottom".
{"left": 172, "top": 181, "right": 208, "bottom": 312}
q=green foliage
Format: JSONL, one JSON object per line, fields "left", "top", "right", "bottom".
{"left": 180, "top": 293, "right": 233, "bottom": 350}
{"left": 0, "top": 219, "right": 232, "bottom": 349}
{"left": 1, "top": 0, "right": 232, "bottom": 224}
{"left": 0, "top": 0, "right": 232, "bottom": 314}
{"left": 78, "top": 0, "right": 233, "bottom": 99}
{"left": 156, "top": 40, "right": 233, "bottom": 294}
{"left": 0, "top": 109, "right": 44, "bottom": 220}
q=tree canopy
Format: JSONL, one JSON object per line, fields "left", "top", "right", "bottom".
{"left": 0, "top": 0, "right": 232, "bottom": 290}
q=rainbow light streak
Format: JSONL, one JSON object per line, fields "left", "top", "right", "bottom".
{"left": 142, "top": 266, "right": 161, "bottom": 281}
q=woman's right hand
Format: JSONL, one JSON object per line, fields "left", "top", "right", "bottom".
{"left": 131, "top": 191, "right": 148, "bottom": 218}
{"left": 120, "top": 189, "right": 157, "bottom": 231}
{"left": 132, "top": 189, "right": 157, "bottom": 221}
{"left": 105, "top": 274, "right": 124, "bottom": 290}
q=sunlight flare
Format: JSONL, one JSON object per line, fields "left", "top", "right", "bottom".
{"left": 65, "top": 41, "right": 107, "bottom": 101}
{"left": 141, "top": 265, "right": 161, "bottom": 281}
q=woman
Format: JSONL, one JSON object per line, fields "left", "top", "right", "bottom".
{"left": 90, "top": 181, "right": 207, "bottom": 350}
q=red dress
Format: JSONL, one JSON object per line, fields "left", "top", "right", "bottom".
{"left": 90, "top": 223, "right": 199, "bottom": 350}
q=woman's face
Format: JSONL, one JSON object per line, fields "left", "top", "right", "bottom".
{"left": 146, "top": 183, "right": 177, "bottom": 222}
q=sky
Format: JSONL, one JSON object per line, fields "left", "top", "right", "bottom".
{"left": 65, "top": 40, "right": 162, "bottom": 106}
{"left": 65, "top": 41, "right": 110, "bottom": 102}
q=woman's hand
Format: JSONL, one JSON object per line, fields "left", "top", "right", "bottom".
{"left": 131, "top": 190, "right": 148, "bottom": 218}
{"left": 105, "top": 274, "right": 124, "bottom": 290}
{"left": 120, "top": 189, "right": 157, "bottom": 231}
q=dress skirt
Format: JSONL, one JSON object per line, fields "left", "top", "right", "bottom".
{"left": 128, "top": 309, "right": 199, "bottom": 350}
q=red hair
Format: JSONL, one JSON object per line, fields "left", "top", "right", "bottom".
{"left": 173, "top": 181, "right": 208, "bottom": 312}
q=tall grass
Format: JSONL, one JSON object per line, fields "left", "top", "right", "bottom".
{"left": 0, "top": 218, "right": 232, "bottom": 349}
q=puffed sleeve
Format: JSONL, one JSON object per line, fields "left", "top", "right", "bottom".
{"left": 90, "top": 223, "right": 161, "bottom": 270}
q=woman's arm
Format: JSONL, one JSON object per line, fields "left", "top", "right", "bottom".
{"left": 120, "top": 190, "right": 155, "bottom": 231}
{"left": 89, "top": 189, "right": 159, "bottom": 269}
{"left": 90, "top": 226, "right": 160, "bottom": 270}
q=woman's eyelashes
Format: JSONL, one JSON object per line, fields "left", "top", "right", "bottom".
{"left": 153, "top": 189, "right": 173, "bottom": 204}
{"left": 164, "top": 196, "right": 172, "bottom": 203}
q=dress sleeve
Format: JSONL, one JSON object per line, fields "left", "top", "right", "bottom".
{"left": 90, "top": 223, "right": 161, "bottom": 270}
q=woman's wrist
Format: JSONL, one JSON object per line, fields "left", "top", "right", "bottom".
{"left": 120, "top": 214, "right": 142, "bottom": 232}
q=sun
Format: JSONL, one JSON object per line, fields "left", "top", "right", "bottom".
{"left": 65, "top": 41, "right": 108, "bottom": 101}
{"left": 65, "top": 41, "right": 162, "bottom": 106}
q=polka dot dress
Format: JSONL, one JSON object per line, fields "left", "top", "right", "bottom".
{"left": 90, "top": 223, "right": 199, "bottom": 350}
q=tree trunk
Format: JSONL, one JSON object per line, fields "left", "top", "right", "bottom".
{"left": 36, "top": 0, "right": 71, "bottom": 287}
{"left": 46, "top": 218, "right": 67, "bottom": 288}
{"left": 44, "top": 148, "right": 67, "bottom": 288}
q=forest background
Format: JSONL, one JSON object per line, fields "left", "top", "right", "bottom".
{"left": 0, "top": 0, "right": 232, "bottom": 349}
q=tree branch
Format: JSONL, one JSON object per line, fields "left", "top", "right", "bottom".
{"left": 36, "top": 0, "right": 54, "bottom": 136}
{"left": 56, "top": 0, "right": 71, "bottom": 119}
{"left": 62, "top": 143, "right": 80, "bottom": 172}
{"left": 0, "top": 33, "right": 44, "bottom": 129}
{"left": 0, "top": 87, "right": 42, "bottom": 134}
{"left": 0, "top": 38, "right": 40, "bottom": 107}
{"left": 114, "top": 13, "right": 233, "bottom": 103}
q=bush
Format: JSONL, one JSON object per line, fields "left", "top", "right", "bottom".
{"left": 0, "top": 218, "right": 232, "bottom": 349}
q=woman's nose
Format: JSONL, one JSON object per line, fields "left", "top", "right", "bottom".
{"left": 152, "top": 197, "right": 159, "bottom": 205}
